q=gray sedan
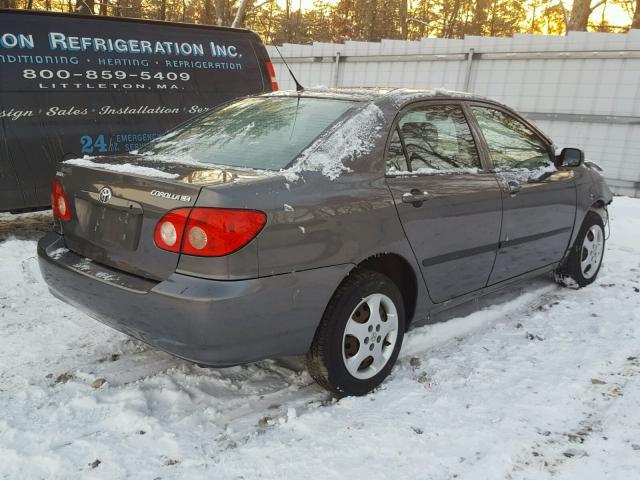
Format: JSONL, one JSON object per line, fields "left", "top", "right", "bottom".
{"left": 38, "top": 88, "right": 612, "bottom": 396}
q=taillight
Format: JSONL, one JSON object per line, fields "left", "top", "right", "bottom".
{"left": 265, "top": 61, "right": 279, "bottom": 91}
{"left": 51, "top": 179, "right": 71, "bottom": 221}
{"left": 153, "top": 208, "right": 190, "bottom": 253}
{"left": 154, "top": 208, "right": 266, "bottom": 257}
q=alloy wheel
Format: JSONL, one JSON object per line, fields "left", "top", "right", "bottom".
{"left": 580, "top": 224, "right": 604, "bottom": 279}
{"left": 342, "top": 293, "right": 399, "bottom": 380}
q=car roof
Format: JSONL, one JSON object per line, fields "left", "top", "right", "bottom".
{"left": 262, "top": 87, "right": 553, "bottom": 146}
{"left": 264, "top": 87, "right": 486, "bottom": 103}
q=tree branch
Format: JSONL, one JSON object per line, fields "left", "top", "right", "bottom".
{"left": 558, "top": 0, "right": 569, "bottom": 31}
{"left": 589, "top": 0, "right": 607, "bottom": 13}
{"left": 232, "top": 0, "right": 254, "bottom": 28}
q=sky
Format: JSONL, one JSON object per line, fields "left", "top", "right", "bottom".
{"left": 277, "top": 0, "right": 321, "bottom": 12}
{"left": 276, "top": 0, "right": 633, "bottom": 30}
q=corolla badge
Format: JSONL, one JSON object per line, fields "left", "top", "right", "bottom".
{"left": 150, "top": 190, "right": 192, "bottom": 202}
{"left": 98, "top": 186, "right": 112, "bottom": 204}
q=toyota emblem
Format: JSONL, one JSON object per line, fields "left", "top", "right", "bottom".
{"left": 99, "top": 187, "right": 112, "bottom": 204}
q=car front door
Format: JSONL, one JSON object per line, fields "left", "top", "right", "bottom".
{"left": 385, "top": 102, "right": 502, "bottom": 304}
{"left": 468, "top": 105, "right": 577, "bottom": 285}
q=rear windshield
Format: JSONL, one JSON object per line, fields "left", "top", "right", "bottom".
{"left": 139, "top": 96, "right": 357, "bottom": 170}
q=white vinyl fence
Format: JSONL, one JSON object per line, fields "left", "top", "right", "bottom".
{"left": 267, "top": 31, "right": 640, "bottom": 197}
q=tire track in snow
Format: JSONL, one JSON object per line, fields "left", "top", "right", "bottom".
{"left": 509, "top": 355, "right": 640, "bottom": 476}
{"left": 0, "top": 233, "right": 564, "bottom": 444}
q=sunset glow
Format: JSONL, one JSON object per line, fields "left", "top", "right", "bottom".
{"left": 278, "top": 0, "right": 634, "bottom": 33}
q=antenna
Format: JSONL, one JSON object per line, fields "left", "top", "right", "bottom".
{"left": 257, "top": 17, "right": 304, "bottom": 92}
{"left": 272, "top": 43, "right": 304, "bottom": 92}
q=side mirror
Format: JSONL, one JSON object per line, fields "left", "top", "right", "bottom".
{"left": 556, "top": 147, "right": 584, "bottom": 167}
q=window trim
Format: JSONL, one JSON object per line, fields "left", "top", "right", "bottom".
{"left": 463, "top": 101, "right": 555, "bottom": 173}
{"left": 384, "top": 99, "right": 491, "bottom": 177}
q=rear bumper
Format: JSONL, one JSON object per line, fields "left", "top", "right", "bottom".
{"left": 38, "top": 232, "right": 350, "bottom": 366}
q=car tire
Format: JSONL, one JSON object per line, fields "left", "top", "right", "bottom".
{"left": 306, "top": 269, "right": 405, "bottom": 396}
{"left": 556, "top": 211, "right": 605, "bottom": 288}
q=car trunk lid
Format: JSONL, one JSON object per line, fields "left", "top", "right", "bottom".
{"left": 58, "top": 155, "right": 256, "bottom": 281}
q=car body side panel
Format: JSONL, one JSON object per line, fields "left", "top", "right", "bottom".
{"left": 488, "top": 169, "right": 577, "bottom": 284}
{"left": 386, "top": 173, "right": 502, "bottom": 303}
{"left": 563, "top": 166, "right": 613, "bottom": 252}
{"left": 252, "top": 174, "right": 408, "bottom": 272}
{"left": 186, "top": 170, "right": 432, "bottom": 325}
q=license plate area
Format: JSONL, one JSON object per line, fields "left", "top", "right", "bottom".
{"left": 75, "top": 197, "right": 142, "bottom": 251}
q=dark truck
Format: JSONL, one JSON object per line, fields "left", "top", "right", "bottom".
{"left": 0, "top": 9, "right": 277, "bottom": 212}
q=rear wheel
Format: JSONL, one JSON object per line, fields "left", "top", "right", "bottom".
{"left": 306, "top": 270, "right": 405, "bottom": 396}
{"left": 556, "top": 211, "right": 605, "bottom": 288}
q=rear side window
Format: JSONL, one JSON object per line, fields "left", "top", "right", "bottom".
{"left": 470, "top": 106, "right": 552, "bottom": 170}
{"left": 386, "top": 104, "right": 481, "bottom": 173}
{"left": 140, "top": 97, "right": 356, "bottom": 170}
{"left": 387, "top": 128, "right": 408, "bottom": 172}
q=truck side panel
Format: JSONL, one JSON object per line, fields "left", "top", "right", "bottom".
{"left": 0, "top": 9, "right": 272, "bottom": 211}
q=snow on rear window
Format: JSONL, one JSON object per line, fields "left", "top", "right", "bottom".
{"left": 285, "top": 102, "right": 385, "bottom": 180}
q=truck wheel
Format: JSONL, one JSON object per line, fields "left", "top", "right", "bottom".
{"left": 306, "top": 270, "right": 405, "bottom": 396}
{"left": 556, "top": 211, "right": 605, "bottom": 288}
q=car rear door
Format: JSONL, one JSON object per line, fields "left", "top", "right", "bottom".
{"left": 385, "top": 102, "right": 502, "bottom": 304}
{"left": 467, "top": 104, "right": 577, "bottom": 285}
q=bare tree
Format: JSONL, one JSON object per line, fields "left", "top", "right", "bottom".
{"left": 560, "top": 0, "right": 606, "bottom": 31}
{"left": 232, "top": 0, "right": 255, "bottom": 27}
{"left": 159, "top": 0, "right": 166, "bottom": 20}
{"left": 365, "top": 0, "right": 377, "bottom": 40}
{"left": 470, "top": 0, "right": 490, "bottom": 35}
{"left": 203, "top": 0, "right": 214, "bottom": 23}
{"left": 215, "top": 0, "right": 225, "bottom": 25}
{"left": 442, "top": 0, "right": 462, "bottom": 38}
{"left": 633, "top": 0, "right": 640, "bottom": 29}
{"left": 75, "top": 0, "right": 94, "bottom": 14}
{"left": 400, "top": 0, "right": 408, "bottom": 39}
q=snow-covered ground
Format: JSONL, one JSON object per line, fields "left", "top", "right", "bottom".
{"left": 1, "top": 198, "right": 639, "bottom": 480}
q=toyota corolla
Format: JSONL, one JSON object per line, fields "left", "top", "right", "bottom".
{"left": 38, "top": 88, "right": 612, "bottom": 396}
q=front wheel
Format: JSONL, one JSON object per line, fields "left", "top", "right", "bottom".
{"left": 556, "top": 211, "right": 606, "bottom": 288}
{"left": 306, "top": 270, "right": 405, "bottom": 396}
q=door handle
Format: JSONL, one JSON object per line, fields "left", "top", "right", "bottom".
{"left": 506, "top": 181, "right": 521, "bottom": 196}
{"left": 402, "top": 189, "right": 430, "bottom": 206}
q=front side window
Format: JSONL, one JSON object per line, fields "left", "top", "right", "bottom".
{"left": 139, "top": 97, "right": 356, "bottom": 170}
{"left": 386, "top": 104, "right": 481, "bottom": 174}
{"left": 470, "top": 106, "right": 552, "bottom": 171}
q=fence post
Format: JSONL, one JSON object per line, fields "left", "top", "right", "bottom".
{"left": 334, "top": 52, "right": 341, "bottom": 87}
{"left": 463, "top": 48, "right": 475, "bottom": 92}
